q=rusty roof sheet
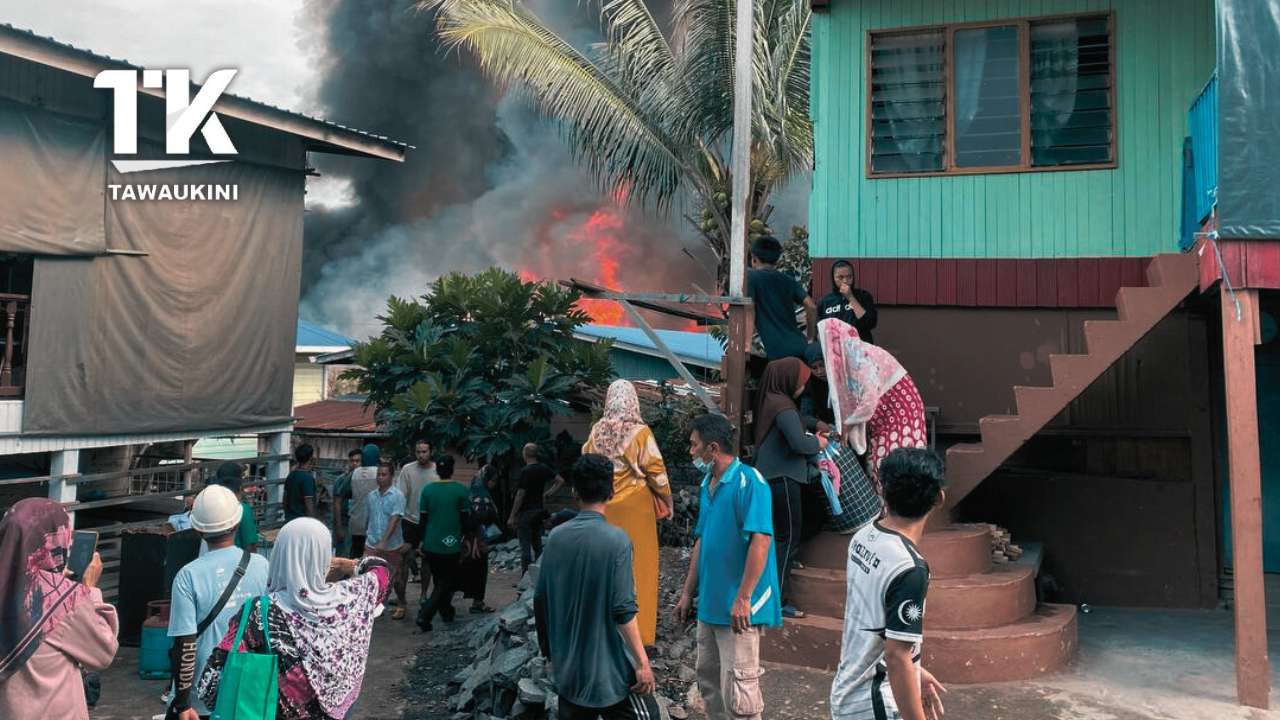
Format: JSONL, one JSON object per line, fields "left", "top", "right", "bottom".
{"left": 293, "top": 400, "right": 383, "bottom": 433}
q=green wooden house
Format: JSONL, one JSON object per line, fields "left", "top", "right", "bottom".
{"left": 797, "top": 0, "right": 1279, "bottom": 705}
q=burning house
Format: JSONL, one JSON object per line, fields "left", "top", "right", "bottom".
{"left": 0, "top": 24, "right": 408, "bottom": 615}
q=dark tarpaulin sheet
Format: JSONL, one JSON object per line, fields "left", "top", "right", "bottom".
{"left": 23, "top": 160, "right": 303, "bottom": 435}
{"left": 1216, "top": 0, "right": 1280, "bottom": 239}
{"left": 0, "top": 99, "right": 106, "bottom": 255}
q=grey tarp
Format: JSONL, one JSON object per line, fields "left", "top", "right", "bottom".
{"left": 0, "top": 99, "right": 106, "bottom": 255}
{"left": 1216, "top": 0, "right": 1280, "bottom": 239}
{"left": 23, "top": 159, "right": 303, "bottom": 435}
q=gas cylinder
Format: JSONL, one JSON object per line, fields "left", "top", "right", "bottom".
{"left": 138, "top": 600, "right": 172, "bottom": 679}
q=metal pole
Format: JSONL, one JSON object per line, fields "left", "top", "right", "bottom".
{"left": 722, "top": 0, "right": 755, "bottom": 451}
{"left": 728, "top": 0, "right": 753, "bottom": 296}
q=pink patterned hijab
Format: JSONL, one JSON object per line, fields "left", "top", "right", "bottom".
{"left": 818, "top": 318, "right": 908, "bottom": 454}
{"left": 587, "top": 379, "right": 647, "bottom": 460}
{"left": 0, "top": 498, "right": 90, "bottom": 681}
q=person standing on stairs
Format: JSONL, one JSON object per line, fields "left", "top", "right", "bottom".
{"left": 818, "top": 318, "right": 927, "bottom": 492}
{"left": 830, "top": 448, "right": 947, "bottom": 720}
{"left": 753, "top": 358, "right": 829, "bottom": 618}
{"left": 676, "top": 413, "right": 781, "bottom": 720}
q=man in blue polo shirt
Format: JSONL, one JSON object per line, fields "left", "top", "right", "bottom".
{"left": 675, "top": 413, "right": 781, "bottom": 720}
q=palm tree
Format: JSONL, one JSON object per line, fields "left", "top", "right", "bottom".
{"left": 419, "top": 0, "right": 812, "bottom": 290}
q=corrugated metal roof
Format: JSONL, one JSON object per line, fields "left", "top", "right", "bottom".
{"left": 296, "top": 320, "right": 353, "bottom": 352}
{"left": 0, "top": 23, "right": 413, "bottom": 159}
{"left": 293, "top": 399, "right": 382, "bottom": 433}
{"left": 575, "top": 324, "right": 724, "bottom": 369}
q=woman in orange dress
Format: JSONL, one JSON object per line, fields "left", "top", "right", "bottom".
{"left": 583, "top": 379, "right": 672, "bottom": 646}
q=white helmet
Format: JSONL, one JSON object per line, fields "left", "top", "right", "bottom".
{"left": 190, "top": 485, "right": 243, "bottom": 534}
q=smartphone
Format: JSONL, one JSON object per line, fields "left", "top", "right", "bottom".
{"left": 67, "top": 530, "right": 98, "bottom": 581}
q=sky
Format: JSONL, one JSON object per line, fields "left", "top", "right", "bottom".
{"left": 0, "top": 0, "right": 354, "bottom": 206}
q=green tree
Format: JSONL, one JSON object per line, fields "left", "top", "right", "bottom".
{"left": 343, "top": 269, "right": 614, "bottom": 463}
{"left": 421, "top": 0, "right": 812, "bottom": 289}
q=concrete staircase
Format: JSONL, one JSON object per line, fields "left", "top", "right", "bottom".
{"left": 762, "top": 254, "right": 1201, "bottom": 681}
{"left": 762, "top": 527, "right": 1079, "bottom": 683}
{"left": 943, "top": 252, "right": 1200, "bottom": 511}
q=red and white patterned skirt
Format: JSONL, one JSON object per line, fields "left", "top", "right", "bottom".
{"left": 866, "top": 374, "right": 927, "bottom": 491}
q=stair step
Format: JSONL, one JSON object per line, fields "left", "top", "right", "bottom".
{"left": 924, "top": 603, "right": 1079, "bottom": 684}
{"left": 1013, "top": 385, "right": 1063, "bottom": 425}
{"left": 1048, "top": 353, "right": 1096, "bottom": 394}
{"left": 919, "top": 524, "right": 992, "bottom": 578}
{"left": 759, "top": 612, "right": 844, "bottom": 671}
{"left": 1115, "top": 285, "right": 1179, "bottom": 324}
{"left": 928, "top": 564, "right": 1037, "bottom": 630}
{"left": 797, "top": 531, "right": 852, "bottom": 571}
{"left": 1146, "top": 252, "right": 1198, "bottom": 288}
{"left": 978, "top": 414, "right": 1030, "bottom": 451}
{"left": 1082, "top": 319, "right": 1132, "bottom": 360}
{"left": 790, "top": 567, "right": 847, "bottom": 618}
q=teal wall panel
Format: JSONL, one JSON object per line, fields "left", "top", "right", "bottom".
{"left": 811, "top": 0, "right": 1215, "bottom": 259}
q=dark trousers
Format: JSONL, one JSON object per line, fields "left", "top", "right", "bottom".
{"left": 516, "top": 509, "right": 545, "bottom": 573}
{"left": 402, "top": 520, "right": 423, "bottom": 573}
{"left": 349, "top": 534, "right": 366, "bottom": 559}
{"left": 559, "top": 694, "right": 663, "bottom": 720}
{"left": 418, "top": 551, "right": 461, "bottom": 625}
{"left": 461, "top": 551, "right": 489, "bottom": 603}
{"left": 768, "top": 476, "right": 803, "bottom": 603}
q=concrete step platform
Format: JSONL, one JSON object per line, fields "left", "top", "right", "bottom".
{"left": 923, "top": 603, "right": 1079, "bottom": 684}
{"left": 797, "top": 530, "right": 852, "bottom": 571}
{"left": 789, "top": 566, "right": 846, "bottom": 618}
{"left": 927, "top": 563, "right": 1037, "bottom": 631}
{"left": 918, "top": 524, "right": 992, "bottom": 578}
{"left": 759, "top": 613, "right": 844, "bottom": 671}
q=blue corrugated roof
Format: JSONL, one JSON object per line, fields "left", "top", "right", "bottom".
{"left": 297, "top": 320, "right": 353, "bottom": 350}
{"left": 576, "top": 324, "right": 723, "bottom": 368}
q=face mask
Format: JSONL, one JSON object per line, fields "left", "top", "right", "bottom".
{"left": 692, "top": 456, "right": 711, "bottom": 473}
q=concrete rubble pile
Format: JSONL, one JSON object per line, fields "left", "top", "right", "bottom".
{"left": 657, "top": 486, "right": 699, "bottom": 548}
{"left": 447, "top": 564, "right": 684, "bottom": 720}
{"left": 488, "top": 539, "right": 523, "bottom": 571}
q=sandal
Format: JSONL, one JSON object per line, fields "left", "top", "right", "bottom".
{"left": 782, "top": 604, "right": 806, "bottom": 619}
{"left": 391, "top": 607, "right": 406, "bottom": 620}
{"left": 470, "top": 604, "right": 496, "bottom": 614}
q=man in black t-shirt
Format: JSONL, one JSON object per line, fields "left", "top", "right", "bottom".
{"left": 817, "top": 259, "right": 879, "bottom": 345}
{"left": 507, "top": 443, "right": 565, "bottom": 574}
{"left": 283, "top": 443, "right": 317, "bottom": 520}
{"left": 747, "top": 235, "right": 818, "bottom": 360}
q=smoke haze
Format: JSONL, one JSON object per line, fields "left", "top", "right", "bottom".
{"left": 299, "top": 0, "right": 801, "bottom": 340}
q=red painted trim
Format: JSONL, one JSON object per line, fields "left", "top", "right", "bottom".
{"left": 1194, "top": 214, "right": 1280, "bottom": 293}
{"left": 956, "top": 260, "right": 977, "bottom": 306}
{"left": 813, "top": 257, "right": 1156, "bottom": 308}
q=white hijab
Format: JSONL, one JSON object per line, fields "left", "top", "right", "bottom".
{"left": 267, "top": 518, "right": 383, "bottom": 717}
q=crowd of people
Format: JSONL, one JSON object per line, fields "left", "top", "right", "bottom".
{"left": 0, "top": 237, "right": 951, "bottom": 720}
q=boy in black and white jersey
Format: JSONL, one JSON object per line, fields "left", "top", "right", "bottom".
{"left": 830, "top": 448, "right": 947, "bottom": 720}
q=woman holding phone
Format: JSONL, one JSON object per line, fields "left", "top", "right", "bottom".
{"left": 0, "top": 498, "right": 118, "bottom": 720}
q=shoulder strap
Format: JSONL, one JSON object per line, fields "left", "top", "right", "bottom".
{"left": 196, "top": 548, "right": 252, "bottom": 637}
{"left": 258, "top": 595, "right": 272, "bottom": 653}
{"left": 230, "top": 598, "right": 253, "bottom": 653}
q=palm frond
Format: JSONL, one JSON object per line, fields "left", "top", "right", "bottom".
{"left": 423, "top": 0, "right": 692, "bottom": 209}
{"left": 671, "top": 0, "right": 735, "bottom": 145}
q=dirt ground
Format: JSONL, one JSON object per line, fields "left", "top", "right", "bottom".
{"left": 92, "top": 547, "right": 1280, "bottom": 720}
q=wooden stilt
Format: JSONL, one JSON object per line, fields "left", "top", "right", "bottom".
{"left": 1220, "top": 286, "right": 1271, "bottom": 709}
{"left": 723, "top": 304, "right": 753, "bottom": 453}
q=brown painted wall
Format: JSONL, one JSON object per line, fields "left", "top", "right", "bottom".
{"left": 873, "top": 306, "right": 1219, "bottom": 608}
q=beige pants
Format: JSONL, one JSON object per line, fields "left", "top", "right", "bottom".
{"left": 695, "top": 622, "right": 765, "bottom": 720}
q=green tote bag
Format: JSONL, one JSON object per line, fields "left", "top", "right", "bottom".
{"left": 210, "top": 595, "right": 279, "bottom": 720}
